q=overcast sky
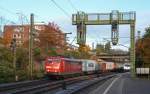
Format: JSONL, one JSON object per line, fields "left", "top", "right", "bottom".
{"left": 0, "top": 0, "right": 150, "bottom": 50}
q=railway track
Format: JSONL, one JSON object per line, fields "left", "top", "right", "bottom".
{"left": 55, "top": 74, "right": 116, "bottom": 94}
{"left": 0, "top": 79, "right": 52, "bottom": 94}
{"left": 0, "top": 73, "right": 116, "bottom": 94}
{"left": 0, "top": 75, "right": 93, "bottom": 94}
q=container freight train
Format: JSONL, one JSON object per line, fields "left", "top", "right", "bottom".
{"left": 45, "top": 57, "right": 117, "bottom": 79}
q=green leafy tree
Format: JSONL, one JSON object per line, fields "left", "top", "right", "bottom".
{"left": 96, "top": 44, "right": 105, "bottom": 55}
{"left": 143, "top": 27, "right": 150, "bottom": 38}
{"left": 16, "top": 48, "right": 29, "bottom": 70}
{"left": 0, "top": 47, "right": 13, "bottom": 83}
{"left": 0, "top": 47, "right": 29, "bottom": 83}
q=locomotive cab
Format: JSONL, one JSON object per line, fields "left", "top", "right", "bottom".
{"left": 45, "top": 57, "right": 61, "bottom": 75}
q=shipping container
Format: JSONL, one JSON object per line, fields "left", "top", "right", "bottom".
{"left": 105, "top": 62, "right": 115, "bottom": 70}
{"left": 82, "top": 60, "right": 99, "bottom": 74}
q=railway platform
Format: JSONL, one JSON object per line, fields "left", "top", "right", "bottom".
{"left": 88, "top": 72, "right": 150, "bottom": 94}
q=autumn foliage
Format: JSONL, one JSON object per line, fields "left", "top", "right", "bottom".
{"left": 37, "top": 23, "right": 65, "bottom": 49}
{"left": 136, "top": 26, "right": 150, "bottom": 67}
{"left": 22, "top": 22, "right": 66, "bottom": 57}
{"left": 37, "top": 23, "right": 66, "bottom": 56}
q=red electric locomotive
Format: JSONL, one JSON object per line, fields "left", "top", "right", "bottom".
{"left": 45, "top": 57, "right": 82, "bottom": 79}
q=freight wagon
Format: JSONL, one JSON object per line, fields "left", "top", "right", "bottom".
{"left": 105, "top": 62, "right": 116, "bottom": 71}
{"left": 100, "top": 62, "right": 118, "bottom": 72}
{"left": 81, "top": 60, "right": 100, "bottom": 74}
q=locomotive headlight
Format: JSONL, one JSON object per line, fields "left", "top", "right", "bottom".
{"left": 54, "top": 66, "right": 59, "bottom": 69}
{"left": 54, "top": 70, "right": 57, "bottom": 72}
{"left": 46, "top": 66, "right": 51, "bottom": 68}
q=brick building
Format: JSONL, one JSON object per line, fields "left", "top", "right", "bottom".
{"left": 3, "top": 23, "right": 66, "bottom": 49}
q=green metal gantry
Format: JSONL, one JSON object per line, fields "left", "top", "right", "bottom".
{"left": 72, "top": 10, "right": 136, "bottom": 77}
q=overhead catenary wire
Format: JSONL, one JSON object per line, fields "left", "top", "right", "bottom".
{"left": 0, "top": 6, "right": 18, "bottom": 23}
{"left": 68, "top": 36, "right": 77, "bottom": 49}
{"left": 70, "top": 36, "right": 76, "bottom": 45}
{"left": 0, "top": 6, "right": 28, "bottom": 25}
{"left": 0, "top": 6, "right": 16, "bottom": 15}
{"left": 50, "top": 0, "right": 70, "bottom": 18}
{"left": 0, "top": 17, "right": 17, "bottom": 25}
{"left": 3, "top": 6, "right": 36, "bottom": 24}
{"left": 33, "top": 14, "right": 50, "bottom": 24}
{"left": 67, "top": 0, "right": 78, "bottom": 11}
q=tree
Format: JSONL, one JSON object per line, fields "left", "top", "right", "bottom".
{"left": 22, "top": 22, "right": 66, "bottom": 60}
{"left": 0, "top": 47, "right": 13, "bottom": 83}
{"left": 63, "top": 44, "right": 91, "bottom": 59}
{"left": 136, "top": 26, "right": 150, "bottom": 67}
{"left": 0, "top": 47, "right": 29, "bottom": 83}
{"left": 37, "top": 23, "right": 66, "bottom": 56}
{"left": 143, "top": 27, "right": 150, "bottom": 38}
{"left": 0, "top": 37, "right": 3, "bottom": 44}
{"left": 96, "top": 44, "right": 105, "bottom": 55}
{"left": 16, "top": 48, "right": 29, "bottom": 70}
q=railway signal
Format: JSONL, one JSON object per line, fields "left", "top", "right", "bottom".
{"left": 10, "top": 38, "right": 18, "bottom": 81}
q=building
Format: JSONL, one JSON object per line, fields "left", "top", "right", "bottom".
{"left": 3, "top": 23, "right": 66, "bottom": 49}
{"left": 3, "top": 25, "right": 29, "bottom": 47}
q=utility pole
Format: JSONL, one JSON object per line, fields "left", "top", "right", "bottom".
{"left": 29, "top": 13, "right": 34, "bottom": 80}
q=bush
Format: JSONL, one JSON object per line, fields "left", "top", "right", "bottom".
{"left": 0, "top": 61, "right": 14, "bottom": 83}
{"left": 0, "top": 47, "right": 45, "bottom": 83}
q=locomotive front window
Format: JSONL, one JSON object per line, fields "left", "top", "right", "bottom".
{"left": 88, "top": 63, "right": 94, "bottom": 67}
{"left": 47, "top": 58, "right": 61, "bottom": 63}
{"left": 48, "top": 59, "right": 52, "bottom": 63}
{"left": 53, "top": 59, "right": 61, "bottom": 63}
{"left": 125, "top": 65, "right": 130, "bottom": 67}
